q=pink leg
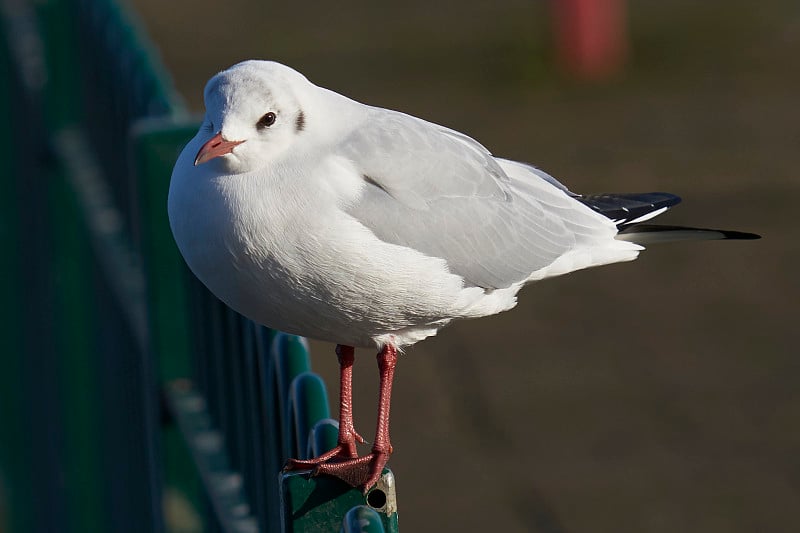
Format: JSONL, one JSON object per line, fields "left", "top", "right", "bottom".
{"left": 314, "top": 344, "right": 397, "bottom": 492}
{"left": 285, "top": 345, "right": 366, "bottom": 468}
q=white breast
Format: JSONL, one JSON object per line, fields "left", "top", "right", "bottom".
{"left": 168, "top": 148, "right": 507, "bottom": 348}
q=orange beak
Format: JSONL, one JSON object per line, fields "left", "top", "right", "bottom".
{"left": 194, "top": 132, "right": 245, "bottom": 166}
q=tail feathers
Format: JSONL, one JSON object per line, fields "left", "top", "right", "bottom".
{"left": 578, "top": 192, "right": 682, "bottom": 228}
{"left": 617, "top": 224, "right": 761, "bottom": 244}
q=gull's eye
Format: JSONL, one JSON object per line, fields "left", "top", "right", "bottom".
{"left": 256, "top": 112, "right": 277, "bottom": 130}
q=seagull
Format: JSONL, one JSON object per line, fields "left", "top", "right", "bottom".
{"left": 168, "top": 60, "right": 758, "bottom": 491}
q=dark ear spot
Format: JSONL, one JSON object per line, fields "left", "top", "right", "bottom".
{"left": 295, "top": 110, "right": 305, "bottom": 133}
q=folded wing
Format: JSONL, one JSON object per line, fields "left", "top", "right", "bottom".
{"left": 339, "top": 109, "right": 621, "bottom": 289}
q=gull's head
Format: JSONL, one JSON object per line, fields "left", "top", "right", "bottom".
{"left": 193, "top": 60, "right": 311, "bottom": 174}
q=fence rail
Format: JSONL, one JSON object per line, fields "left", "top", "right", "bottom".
{"left": 1, "top": 0, "right": 398, "bottom": 531}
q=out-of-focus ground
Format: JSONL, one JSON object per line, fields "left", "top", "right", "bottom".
{"left": 131, "top": 0, "right": 799, "bottom": 531}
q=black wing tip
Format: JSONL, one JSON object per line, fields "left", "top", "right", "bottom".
{"left": 580, "top": 191, "right": 761, "bottom": 240}
{"left": 619, "top": 224, "right": 761, "bottom": 240}
{"left": 582, "top": 191, "right": 682, "bottom": 205}
{"left": 720, "top": 229, "right": 761, "bottom": 240}
{"left": 620, "top": 191, "right": 682, "bottom": 207}
{"left": 579, "top": 191, "right": 682, "bottom": 227}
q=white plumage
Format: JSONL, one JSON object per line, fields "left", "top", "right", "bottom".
{"left": 168, "top": 60, "right": 646, "bottom": 349}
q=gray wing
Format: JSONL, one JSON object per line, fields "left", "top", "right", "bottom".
{"left": 339, "top": 108, "right": 595, "bottom": 289}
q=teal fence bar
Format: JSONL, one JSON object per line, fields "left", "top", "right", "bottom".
{"left": 1, "top": 0, "right": 398, "bottom": 531}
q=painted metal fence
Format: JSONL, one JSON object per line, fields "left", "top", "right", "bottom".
{"left": 0, "top": 0, "right": 397, "bottom": 531}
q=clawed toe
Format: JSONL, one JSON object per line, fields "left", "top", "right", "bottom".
{"left": 285, "top": 448, "right": 390, "bottom": 492}
{"left": 313, "top": 451, "right": 390, "bottom": 492}
{"left": 283, "top": 443, "right": 354, "bottom": 471}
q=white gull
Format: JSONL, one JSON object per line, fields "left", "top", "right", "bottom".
{"left": 168, "top": 60, "right": 757, "bottom": 490}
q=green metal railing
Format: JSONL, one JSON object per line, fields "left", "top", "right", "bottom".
{"left": 1, "top": 1, "right": 398, "bottom": 531}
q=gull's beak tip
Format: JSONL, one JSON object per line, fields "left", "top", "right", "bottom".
{"left": 194, "top": 132, "right": 244, "bottom": 166}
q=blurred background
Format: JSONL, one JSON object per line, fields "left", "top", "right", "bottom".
{"left": 3, "top": 0, "right": 798, "bottom": 531}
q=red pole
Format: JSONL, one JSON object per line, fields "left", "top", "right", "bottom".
{"left": 552, "top": 0, "right": 628, "bottom": 80}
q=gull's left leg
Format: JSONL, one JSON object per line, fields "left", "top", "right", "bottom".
{"left": 285, "top": 344, "right": 365, "bottom": 469}
{"left": 314, "top": 344, "right": 398, "bottom": 492}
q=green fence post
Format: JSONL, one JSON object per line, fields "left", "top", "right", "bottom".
{"left": 33, "top": 1, "right": 108, "bottom": 531}
{"left": 47, "top": 151, "right": 108, "bottom": 533}
{"left": 288, "top": 373, "right": 333, "bottom": 460}
{"left": 280, "top": 469, "right": 399, "bottom": 532}
{"left": 341, "top": 506, "right": 388, "bottom": 533}
{"left": 307, "top": 419, "right": 341, "bottom": 459}
{"left": 0, "top": 23, "right": 31, "bottom": 533}
{"left": 131, "top": 118, "right": 206, "bottom": 529}
{"left": 131, "top": 118, "right": 198, "bottom": 381}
